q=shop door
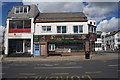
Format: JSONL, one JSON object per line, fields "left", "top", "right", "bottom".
{"left": 16, "top": 40, "right": 23, "bottom": 53}
{"left": 34, "top": 44, "right": 40, "bottom": 56}
{"left": 41, "top": 45, "right": 46, "bottom": 56}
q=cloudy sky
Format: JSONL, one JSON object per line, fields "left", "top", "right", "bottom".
{"left": 0, "top": 0, "right": 120, "bottom": 42}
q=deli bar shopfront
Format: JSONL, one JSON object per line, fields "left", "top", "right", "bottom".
{"left": 33, "top": 34, "right": 96, "bottom": 56}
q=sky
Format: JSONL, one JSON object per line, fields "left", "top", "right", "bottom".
{"left": 0, "top": 0, "right": 120, "bottom": 42}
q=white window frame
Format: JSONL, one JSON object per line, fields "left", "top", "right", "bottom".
{"left": 49, "top": 44, "right": 55, "bottom": 51}
{"left": 42, "top": 26, "right": 51, "bottom": 32}
{"left": 57, "top": 26, "right": 66, "bottom": 33}
{"left": 73, "top": 25, "right": 83, "bottom": 33}
{"left": 15, "top": 6, "right": 29, "bottom": 14}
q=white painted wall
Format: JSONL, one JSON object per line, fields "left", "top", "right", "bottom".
{"left": 34, "top": 22, "right": 89, "bottom": 35}
{"left": 95, "top": 38, "right": 102, "bottom": 51}
{"left": 4, "top": 18, "right": 34, "bottom": 55}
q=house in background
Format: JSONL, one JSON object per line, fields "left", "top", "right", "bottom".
{"left": 95, "top": 31, "right": 102, "bottom": 51}
{"left": 4, "top": 4, "right": 97, "bottom": 57}
{"left": 103, "top": 30, "right": 120, "bottom": 51}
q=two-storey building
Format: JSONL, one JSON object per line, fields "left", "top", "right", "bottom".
{"left": 4, "top": 5, "right": 97, "bottom": 56}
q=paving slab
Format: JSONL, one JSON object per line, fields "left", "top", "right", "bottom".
{"left": 1, "top": 53, "right": 119, "bottom": 62}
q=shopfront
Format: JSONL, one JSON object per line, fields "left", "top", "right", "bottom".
{"left": 33, "top": 34, "right": 96, "bottom": 56}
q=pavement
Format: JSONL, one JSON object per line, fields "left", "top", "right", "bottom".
{"left": 1, "top": 53, "right": 119, "bottom": 62}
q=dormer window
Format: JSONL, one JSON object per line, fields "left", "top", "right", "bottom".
{"left": 15, "top": 6, "right": 29, "bottom": 14}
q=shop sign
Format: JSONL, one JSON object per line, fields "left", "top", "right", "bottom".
{"left": 8, "top": 33, "right": 22, "bottom": 38}
{"left": 39, "top": 35, "right": 87, "bottom": 41}
{"left": 34, "top": 35, "right": 39, "bottom": 42}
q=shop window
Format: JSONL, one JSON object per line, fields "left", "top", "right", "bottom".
{"left": 57, "top": 26, "right": 66, "bottom": 33}
{"left": 73, "top": 25, "right": 83, "bottom": 33}
{"left": 49, "top": 44, "right": 55, "bottom": 51}
{"left": 55, "top": 41, "right": 85, "bottom": 52}
{"left": 42, "top": 26, "right": 51, "bottom": 32}
{"left": 9, "top": 20, "right": 31, "bottom": 29}
{"left": 15, "top": 6, "right": 29, "bottom": 14}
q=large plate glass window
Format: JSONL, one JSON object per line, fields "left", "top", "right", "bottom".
{"left": 9, "top": 20, "right": 31, "bottom": 29}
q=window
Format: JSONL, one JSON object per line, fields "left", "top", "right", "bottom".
{"left": 95, "top": 43, "right": 101, "bottom": 48}
{"left": 42, "top": 26, "right": 51, "bottom": 32}
{"left": 57, "top": 26, "right": 66, "bottom": 33}
{"left": 49, "top": 44, "right": 55, "bottom": 51}
{"left": 90, "top": 22, "right": 92, "bottom": 24}
{"left": 89, "top": 26, "right": 96, "bottom": 33}
{"left": 15, "top": 6, "right": 29, "bottom": 14}
{"left": 118, "top": 39, "right": 120, "bottom": 42}
{"left": 15, "top": 7, "right": 19, "bottom": 13}
{"left": 24, "top": 20, "right": 31, "bottom": 29}
{"left": 73, "top": 25, "right": 83, "bottom": 33}
{"left": 97, "top": 34, "right": 101, "bottom": 38}
{"left": 9, "top": 20, "right": 31, "bottom": 29}
{"left": 55, "top": 41, "right": 85, "bottom": 52}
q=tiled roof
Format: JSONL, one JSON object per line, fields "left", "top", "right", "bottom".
{"left": 37, "top": 12, "right": 87, "bottom": 20}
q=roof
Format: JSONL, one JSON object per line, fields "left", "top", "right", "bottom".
{"left": 35, "top": 12, "right": 87, "bottom": 22}
{"left": 8, "top": 5, "right": 39, "bottom": 18}
{"left": 105, "top": 29, "right": 120, "bottom": 37}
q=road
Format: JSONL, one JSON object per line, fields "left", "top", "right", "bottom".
{"left": 1, "top": 59, "right": 120, "bottom": 80}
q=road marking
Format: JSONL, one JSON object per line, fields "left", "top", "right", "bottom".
{"left": 19, "top": 73, "right": 35, "bottom": 75}
{"left": 71, "top": 76, "right": 81, "bottom": 80}
{"left": 49, "top": 76, "right": 59, "bottom": 80}
{"left": 34, "top": 76, "right": 42, "bottom": 80}
{"left": 34, "top": 66, "right": 82, "bottom": 69}
{"left": 50, "top": 73, "right": 69, "bottom": 75}
{"left": 108, "top": 65, "right": 119, "bottom": 67}
{"left": 85, "top": 71, "right": 102, "bottom": 74}
{"left": 82, "top": 75, "right": 92, "bottom": 80}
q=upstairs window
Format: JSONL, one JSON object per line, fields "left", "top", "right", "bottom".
{"left": 73, "top": 25, "right": 83, "bottom": 33}
{"left": 42, "top": 26, "right": 51, "bottom": 32}
{"left": 89, "top": 26, "right": 96, "bottom": 33}
{"left": 57, "top": 26, "right": 66, "bottom": 33}
{"left": 9, "top": 20, "right": 31, "bottom": 29}
{"left": 15, "top": 6, "right": 29, "bottom": 14}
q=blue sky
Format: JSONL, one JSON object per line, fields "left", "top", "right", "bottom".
{"left": 0, "top": 1, "right": 119, "bottom": 32}
{"left": 1, "top": 2, "right": 23, "bottom": 26}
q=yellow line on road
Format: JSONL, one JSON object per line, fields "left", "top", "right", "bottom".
{"left": 71, "top": 76, "right": 81, "bottom": 80}
{"left": 19, "top": 73, "right": 35, "bottom": 75}
{"left": 85, "top": 71, "right": 102, "bottom": 74}
{"left": 82, "top": 75, "right": 92, "bottom": 80}
{"left": 108, "top": 65, "right": 118, "bottom": 67}
{"left": 50, "top": 73, "right": 69, "bottom": 75}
